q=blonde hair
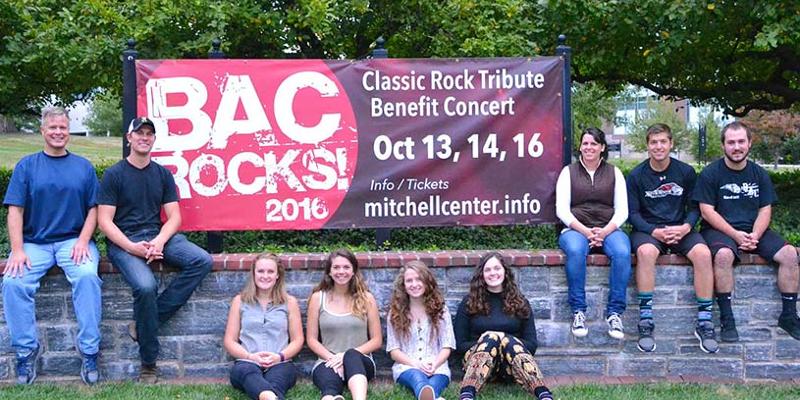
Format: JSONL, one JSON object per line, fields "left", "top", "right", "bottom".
{"left": 240, "top": 253, "right": 287, "bottom": 305}
{"left": 311, "top": 248, "right": 371, "bottom": 319}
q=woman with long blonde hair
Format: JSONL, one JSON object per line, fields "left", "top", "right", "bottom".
{"left": 306, "top": 248, "right": 382, "bottom": 400}
{"left": 223, "top": 254, "right": 304, "bottom": 400}
{"left": 387, "top": 261, "right": 455, "bottom": 400}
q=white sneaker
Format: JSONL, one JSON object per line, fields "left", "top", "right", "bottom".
{"left": 607, "top": 314, "right": 625, "bottom": 339}
{"left": 571, "top": 311, "right": 588, "bottom": 337}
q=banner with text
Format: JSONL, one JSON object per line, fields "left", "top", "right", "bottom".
{"left": 136, "top": 58, "right": 563, "bottom": 230}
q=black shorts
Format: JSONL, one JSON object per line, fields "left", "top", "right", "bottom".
{"left": 700, "top": 228, "right": 788, "bottom": 262}
{"left": 630, "top": 230, "right": 706, "bottom": 257}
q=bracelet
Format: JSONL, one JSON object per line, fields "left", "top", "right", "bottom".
{"left": 279, "top": 352, "right": 285, "bottom": 362}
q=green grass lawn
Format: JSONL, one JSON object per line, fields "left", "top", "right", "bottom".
{"left": 0, "top": 133, "right": 121, "bottom": 168}
{"left": 1, "top": 382, "right": 800, "bottom": 400}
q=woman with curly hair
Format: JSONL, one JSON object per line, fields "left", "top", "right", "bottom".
{"left": 454, "top": 252, "right": 553, "bottom": 400}
{"left": 386, "top": 261, "right": 455, "bottom": 400}
{"left": 306, "top": 248, "right": 382, "bottom": 400}
{"left": 223, "top": 253, "right": 304, "bottom": 400}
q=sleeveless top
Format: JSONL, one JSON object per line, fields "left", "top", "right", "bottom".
{"left": 568, "top": 160, "right": 616, "bottom": 227}
{"left": 239, "top": 300, "right": 289, "bottom": 355}
{"left": 313, "top": 291, "right": 374, "bottom": 371}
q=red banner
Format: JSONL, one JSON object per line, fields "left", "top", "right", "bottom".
{"left": 137, "top": 58, "right": 563, "bottom": 230}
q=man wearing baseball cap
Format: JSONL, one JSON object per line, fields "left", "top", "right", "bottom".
{"left": 98, "top": 117, "right": 212, "bottom": 383}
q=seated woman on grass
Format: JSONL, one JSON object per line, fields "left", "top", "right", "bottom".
{"left": 223, "top": 253, "right": 304, "bottom": 400}
{"left": 386, "top": 261, "right": 456, "bottom": 400}
{"left": 455, "top": 252, "right": 553, "bottom": 400}
{"left": 306, "top": 248, "right": 383, "bottom": 400}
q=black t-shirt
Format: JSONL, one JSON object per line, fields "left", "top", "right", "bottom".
{"left": 693, "top": 158, "right": 777, "bottom": 232}
{"left": 453, "top": 291, "right": 537, "bottom": 355}
{"left": 627, "top": 157, "right": 700, "bottom": 233}
{"left": 98, "top": 159, "right": 179, "bottom": 236}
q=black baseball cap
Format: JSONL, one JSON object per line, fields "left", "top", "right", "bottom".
{"left": 128, "top": 117, "right": 156, "bottom": 134}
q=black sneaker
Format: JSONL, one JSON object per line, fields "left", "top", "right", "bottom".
{"left": 694, "top": 320, "right": 719, "bottom": 353}
{"left": 637, "top": 319, "right": 656, "bottom": 352}
{"left": 719, "top": 317, "right": 739, "bottom": 342}
{"left": 778, "top": 315, "right": 800, "bottom": 340}
{"left": 15, "top": 345, "right": 40, "bottom": 385}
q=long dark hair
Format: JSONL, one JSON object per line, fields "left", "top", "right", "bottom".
{"left": 465, "top": 252, "right": 530, "bottom": 319}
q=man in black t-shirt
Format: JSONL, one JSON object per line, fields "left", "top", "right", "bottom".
{"left": 97, "top": 118, "right": 212, "bottom": 383}
{"left": 694, "top": 121, "right": 800, "bottom": 342}
{"left": 627, "top": 123, "right": 717, "bottom": 354}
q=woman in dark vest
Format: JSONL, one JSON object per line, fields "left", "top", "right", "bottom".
{"left": 556, "top": 127, "right": 631, "bottom": 340}
{"left": 223, "top": 253, "right": 304, "bottom": 400}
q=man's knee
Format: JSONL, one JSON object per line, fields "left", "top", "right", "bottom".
{"left": 774, "top": 245, "right": 799, "bottom": 268}
{"left": 714, "top": 247, "right": 736, "bottom": 268}
{"left": 636, "top": 244, "right": 659, "bottom": 265}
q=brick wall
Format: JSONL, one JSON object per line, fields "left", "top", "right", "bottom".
{"left": 1, "top": 249, "right": 799, "bottom": 383}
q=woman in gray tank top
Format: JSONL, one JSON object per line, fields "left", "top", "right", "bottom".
{"left": 223, "top": 254, "right": 304, "bottom": 400}
{"left": 306, "top": 248, "right": 382, "bottom": 400}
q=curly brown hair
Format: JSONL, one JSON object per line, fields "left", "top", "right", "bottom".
{"left": 465, "top": 252, "right": 530, "bottom": 319}
{"left": 388, "top": 261, "right": 446, "bottom": 344}
{"left": 312, "top": 248, "right": 371, "bottom": 319}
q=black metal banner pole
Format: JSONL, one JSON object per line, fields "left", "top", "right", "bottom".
{"left": 206, "top": 38, "right": 225, "bottom": 254}
{"left": 555, "top": 35, "right": 573, "bottom": 167}
{"left": 121, "top": 39, "right": 138, "bottom": 159}
{"left": 371, "top": 37, "right": 392, "bottom": 249}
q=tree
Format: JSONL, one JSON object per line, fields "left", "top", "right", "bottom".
{"left": 689, "top": 110, "right": 724, "bottom": 163}
{"left": 538, "top": 1, "right": 800, "bottom": 116}
{"left": 741, "top": 110, "right": 800, "bottom": 167}
{"left": 3, "top": 1, "right": 800, "bottom": 121}
{"left": 0, "top": 0, "right": 382, "bottom": 117}
{"left": 625, "top": 99, "right": 693, "bottom": 155}
{"left": 85, "top": 90, "right": 122, "bottom": 136}
{"left": 571, "top": 82, "right": 620, "bottom": 147}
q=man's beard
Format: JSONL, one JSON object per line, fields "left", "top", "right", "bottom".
{"left": 724, "top": 148, "right": 749, "bottom": 164}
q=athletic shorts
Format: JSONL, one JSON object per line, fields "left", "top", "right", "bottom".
{"left": 630, "top": 230, "right": 706, "bottom": 257}
{"left": 700, "top": 228, "right": 788, "bottom": 262}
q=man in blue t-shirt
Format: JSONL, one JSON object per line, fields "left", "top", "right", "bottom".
{"left": 2, "top": 106, "right": 102, "bottom": 385}
{"left": 97, "top": 117, "right": 212, "bottom": 384}
{"left": 694, "top": 121, "right": 800, "bottom": 342}
{"left": 627, "top": 123, "right": 718, "bottom": 354}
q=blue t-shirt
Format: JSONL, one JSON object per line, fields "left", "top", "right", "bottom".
{"left": 693, "top": 158, "right": 777, "bottom": 232}
{"left": 97, "top": 159, "right": 179, "bottom": 236}
{"left": 3, "top": 151, "right": 98, "bottom": 244}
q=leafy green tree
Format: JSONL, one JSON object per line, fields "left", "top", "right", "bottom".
{"left": 539, "top": 1, "right": 800, "bottom": 116}
{"left": 625, "top": 99, "right": 692, "bottom": 155}
{"left": 689, "top": 110, "right": 724, "bottom": 163}
{"left": 571, "top": 82, "right": 620, "bottom": 146}
{"left": 86, "top": 90, "right": 122, "bottom": 136}
{"left": 3, "top": 0, "right": 800, "bottom": 122}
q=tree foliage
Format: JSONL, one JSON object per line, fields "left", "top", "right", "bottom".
{"left": 2, "top": 0, "right": 800, "bottom": 120}
{"left": 539, "top": 1, "right": 800, "bottom": 116}
{"left": 85, "top": 90, "right": 122, "bottom": 136}
{"left": 742, "top": 110, "right": 800, "bottom": 165}
{"left": 625, "top": 99, "right": 693, "bottom": 155}
{"left": 570, "top": 82, "right": 621, "bottom": 147}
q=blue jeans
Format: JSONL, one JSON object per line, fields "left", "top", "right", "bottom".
{"left": 3, "top": 238, "right": 102, "bottom": 356}
{"left": 397, "top": 369, "right": 450, "bottom": 399}
{"left": 558, "top": 228, "right": 631, "bottom": 316}
{"left": 107, "top": 230, "right": 212, "bottom": 365}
